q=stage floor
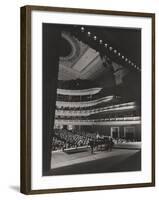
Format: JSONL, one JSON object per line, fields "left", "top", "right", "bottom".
{"left": 50, "top": 146, "right": 141, "bottom": 175}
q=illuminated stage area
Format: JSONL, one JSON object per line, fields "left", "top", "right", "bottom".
{"left": 50, "top": 144, "right": 141, "bottom": 175}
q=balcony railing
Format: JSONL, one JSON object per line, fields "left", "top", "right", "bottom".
{"left": 54, "top": 116, "right": 141, "bottom": 125}
{"left": 55, "top": 102, "right": 137, "bottom": 116}
{"left": 56, "top": 95, "right": 114, "bottom": 108}
{"left": 57, "top": 87, "right": 102, "bottom": 96}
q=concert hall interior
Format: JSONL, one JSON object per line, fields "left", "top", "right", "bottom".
{"left": 43, "top": 24, "right": 141, "bottom": 175}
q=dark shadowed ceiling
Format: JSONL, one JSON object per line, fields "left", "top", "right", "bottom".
{"left": 57, "top": 24, "right": 141, "bottom": 90}
{"left": 43, "top": 23, "right": 141, "bottom": 101}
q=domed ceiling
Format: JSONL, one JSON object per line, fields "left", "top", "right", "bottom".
{"left": 57, "top": 24, "right": 141, "bottom": 95}
{"left": 58, "top": 32, "right": 110, "bottom": 81}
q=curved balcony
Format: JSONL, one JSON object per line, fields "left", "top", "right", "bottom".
{"left": 55, "top": 102, "right": 137, "bottom": 117}
{"left": 54, "top": 116, "right": 141, "bottom": 126}
{"left": 56, "top": 95, "right": 114, "bottom": 108}
{"left": 57, "top": 87, "right": 102, "bottom": 96}
{"left": 56, "top": 87, "right": 115, "bottom": 102}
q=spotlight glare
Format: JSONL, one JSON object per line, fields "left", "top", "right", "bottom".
{"left": 87, "top": 31, "right": 91, "bottom": 36}
{"left": 94, "top": 36, "right": 97, "bottom": 40}
{"left": 81, "top": 27, "right": 85, "bottom": 32}
{"left": 109, "top": 46, "right": 113, "bottom": 51}
{"left": 114, "top": 49, "right": 117, "bottom": 53}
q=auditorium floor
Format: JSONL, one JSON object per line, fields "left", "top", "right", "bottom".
{"left": 49, "top": 148, "right": 141, "bottom": 176}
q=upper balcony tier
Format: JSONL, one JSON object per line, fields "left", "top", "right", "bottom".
{"left": 55, "top": 102, "right": 137, "bottom": 117}
{"left": 56, "top": 85, "right": 117, "bottom": 102}
{"left": 56, "top": 88, "right": 109, "bottom": 102}
{"left": 56, "top": 95, "right": 114, "bottom": 108}
{"left": 57, "top": 87, "right": 102, "bottom": 96}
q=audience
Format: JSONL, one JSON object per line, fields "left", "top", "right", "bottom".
{"left": 52, "top": 129, "right": 97, "bottom": 151}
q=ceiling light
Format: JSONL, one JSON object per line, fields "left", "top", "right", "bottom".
{"left": 109, "top": 46, "right": 113, "bottom": 51}
{"left": 114, "top": 49, "right": 117, "bottom": 53}
{"left": 87, "top": 31, "right": 91, "bottom": 36}
{"left": 94, "top": 36, "right": 97, "bottom": 40}
{"left": 81, "top": 27, "right": 85, "bottom": 32}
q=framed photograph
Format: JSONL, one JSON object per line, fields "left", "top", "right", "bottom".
{"left": 20, "top": 5, "right": 155, "bottom": 194}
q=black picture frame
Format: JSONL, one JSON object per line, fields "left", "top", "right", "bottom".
{"left": 20, "top": 5, "right": 155, "bottom": 194}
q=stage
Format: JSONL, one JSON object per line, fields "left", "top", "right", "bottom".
{"left": 49, "top": 144, "right": 141, "bottom": 175}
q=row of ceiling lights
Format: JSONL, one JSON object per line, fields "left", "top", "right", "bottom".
{"left": 80, "top": 26, "right": 141, "bottom": 71}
